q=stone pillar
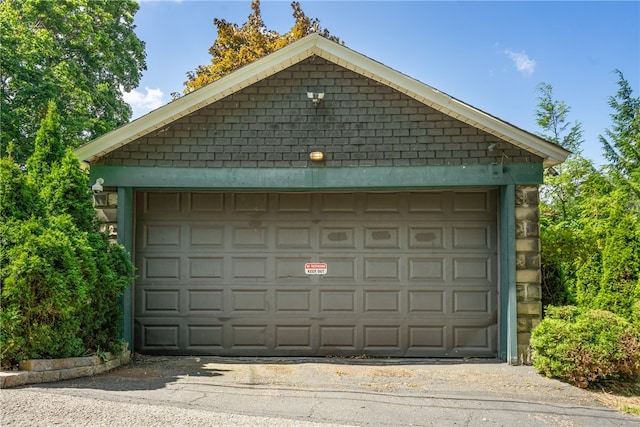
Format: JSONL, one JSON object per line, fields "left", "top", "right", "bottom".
{"left": 93, "top": 188, "right": 119, "bottom": 243}
{"left": 515, "top": 185, "right": 541, "bottom": 364}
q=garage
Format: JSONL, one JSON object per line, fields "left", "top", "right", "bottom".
{"left": 76, "top": 34, "right": 569, "bottom": 362}
{"left": 134, "top": 189, "right": 498, "bottom": 357}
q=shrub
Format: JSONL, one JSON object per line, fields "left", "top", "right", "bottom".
{"left": 0, "top": 216, "right": 93, "bottom": 363}
{"left": 531, "top": 306, "right": 640, "bottom": 388}
{"left": 0, "top": 102, "right": 134, "bottom": 366}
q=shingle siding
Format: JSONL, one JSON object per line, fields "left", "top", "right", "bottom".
{"left": 95, "top": 58, "right": 542, "bottom": 168}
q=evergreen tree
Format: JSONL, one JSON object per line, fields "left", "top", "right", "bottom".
{"left": 1, "top": 105, "right": 134, "bottom": 366}
{"left": 26, "top": 101, "right": 66, "bottom": 183}
{"left": 600, "top": 70, "right": 640, "bottom": 177}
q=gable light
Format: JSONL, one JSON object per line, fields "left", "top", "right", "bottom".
{"left": 307, "top": 92, "right": 325, "bottom": 107}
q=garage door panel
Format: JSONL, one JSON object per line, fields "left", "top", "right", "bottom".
{"left": 409, "top": 226, "right": 445, "bottom": 249}
{"left": 188, "top": 290, "right": 224, "bottom": 313}
{"left": 275, "top": 290, "right": 312, "bottom": 313}
{"left": 453, "top": 224, "right": 493, "bottom": 250}
{"left": 320, "top": 193, "right": 357, "bottom": 212}
{"left": 453, "top": 290, "right": 492, "bottom": 314}
{"left": 453, "top": 191, "right": 491, "bottom": 213}
{"left": 364, "top": 226, "right": 400, "bottom": 248}
{"left": 233, "top": 193, "right": 268, "bottom": 213}
{"left": 364, "top": 326, "right": 401, "bottom": 349}
{"left": 143, "top": 192, "right": 181, "bottom": 214}
{"left": 143, "top": 224, "right": 181, "bottom": 248}
{"left": 408, "top": 192, "right": 445, "bottom": 213}
{"left": 187, "top": 325, "right": 224, "bottom": 348}
{"left": 321, "top": 257, "right": 356, "bottom": 280}
{"left": 320, "top": 326, "right": 357, "bottom": 349}
{"left": 408, "top": 326, "right": 446, "bottom": 350}
{"left": 231, "top": 257, "right": 268, "bottom": 279}
{"left": 189, "top": 192, "right": 224, "bottom": 213}
{"left": 276, "top": 226, "right": 312, "bottom": 248}
{"left": 188, "top": 224, "right": 224, "bottom": 247}
{"left": 364, "top": 258, "right": 400, "bottom": 280}
{"left": 320, "top": 226, "right": 356, "bottom": 248}
{"left": 231, "top": 325, "right": 268, "bottom": 347}
{"left": 276, "top": 193, "right": 312, "bottom": 213}
{"left": 138, "top": 323, "right": 180, "bottom": 349}
{"left": 231, "top": 290, "right": 268, "bottom": 312}
{"left": 275, "top": 325, "right": 313, "bottom": 349}
{"left": 453, "top": 257, "right": 493, "bottom": 281}
{"left": 135, "top": 190, "right": 498, "bottom": 357}
{"left": 188, "top": 256, "right": 224, "bottom": 279}
{"left": 365, "top": 193, "right": 402, "bottom": 213}
{"left": 320, "top": 290, "right": 356, "bottom": 312}
{"left": 142, "top": 289, "right": 180, "bottom": 313}
{"left": 364, "top": 291, "right": 400, "bottom": 312}
{"left": 276, "top": 257, "right": 312, "bottom": 279}
{"left": 232, "top": 226, "right": 268, "bottom": 248}
{"left": 453, "top": 325, "right": 496, "bottom": 352}
{"left": 408, "top": 290, "right": 446, "bottom": 313}
{"left": 409, "top": 257, "right": 446, "bottom": 281}
{"left": 143, "top": 256, "right": 181, "bottom": 279}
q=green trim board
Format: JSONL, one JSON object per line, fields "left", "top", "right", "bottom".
{"left": 90, "top": 163, "right": 543, "bottom": 190}
{"left": 117, "top": 187, "right": 134, "bottom": 347}
{"left": 500, "top": 185, "right": 518, "bottom": 364}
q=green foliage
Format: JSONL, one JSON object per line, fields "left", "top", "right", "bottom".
{"left": 0, "top": 0, "right": 147, "bottom": 163}
{"left": 531, "top": 307, "right": 640, "bottom": 387}
{"left": 26, "top": 101, "right": 66, "bottom": 181}
{"left": 600, "top": 70, "right": 640, "bottom": 177}
{"left": 0, "top": 155, "right": 39, "bottom": 221}
{"left": 40, "top": 149, "right": 99, "bottom": 232}
{"left": 536, "top": 83, "right": 592, "bottom": 311}
{"left": 181, "top": 0, "right": 340, "bottom": 95}
{"left": 0, "top": 216, "right": 92, "bottom": 361}
{"left": 0, "top": 104, "right": 135, "bottom": 366}
{"left": 77, "top": 233, "right": 133, "bottom": 353}
{"left": 538, "top": 76, "right": 640, "bottom": 326}
{"left": 535, "top": 82, "right": 583, "bottom": 153}
{"left": 573, "top": 179, "right": 640, "bottom": 322}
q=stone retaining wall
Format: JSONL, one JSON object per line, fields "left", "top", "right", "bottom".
{"left": 0, "top": 350, "right": 130, "bottom": 389}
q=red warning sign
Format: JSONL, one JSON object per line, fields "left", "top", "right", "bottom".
{"left": 305, "top": 263, "right": 328, "bottom": 275}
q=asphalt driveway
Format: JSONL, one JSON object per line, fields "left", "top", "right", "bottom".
{"left": 1, "top": 356, "right": 638, "bottom": 426}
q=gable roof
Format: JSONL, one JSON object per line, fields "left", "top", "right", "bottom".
{"left": 74, "top": 33, "right": 569, "bottom": 167}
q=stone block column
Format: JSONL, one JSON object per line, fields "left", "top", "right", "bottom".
{"left": 515, "top": 185, "right": 541, "bottom": 364}
{"left": 93, "top": 188, "right": 119, "bottom": 243}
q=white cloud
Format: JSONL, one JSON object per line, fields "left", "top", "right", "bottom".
{"left": 504, "top": 50, "right": 536, "bottom": 77}
{"left": 122, "top": 87, "right": 165, "bottom": 119}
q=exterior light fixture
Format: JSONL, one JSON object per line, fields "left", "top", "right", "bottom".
{"left": 309, "top": 151, "right": 325, "bottom": 161}
{"left": 307, "top": 92, "right": 325, "bottom": 107}
{"left": 92, "top": 178, "right": 104, "bottom": 193}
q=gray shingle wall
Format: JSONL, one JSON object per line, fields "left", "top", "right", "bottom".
{"left": 96, "top": 57, "right": 542, "bottom": 167}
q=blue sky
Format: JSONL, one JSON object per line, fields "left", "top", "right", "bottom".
{"left": 124, "top": 1, "right": 640, "bottom": 166}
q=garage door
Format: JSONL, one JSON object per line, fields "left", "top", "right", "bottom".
{"left": 134, "top": 190, "right": 498, "bottom": 357}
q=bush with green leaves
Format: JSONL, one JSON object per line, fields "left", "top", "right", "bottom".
{"left": 531, "top": 306, "right": 640, "bottom": 387}
{"left": 1, "top": 102, "right": 134, "bottom": 366}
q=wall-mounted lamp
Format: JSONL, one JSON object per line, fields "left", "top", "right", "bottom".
{"left": 307, "top": 92, "right": 325, "bottom": 107}
{"left": 92, "top": 178, "right": 104, "bottom": 193}
{"left": 309, "top": 151, "right": 325, "bottom": 162}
